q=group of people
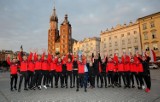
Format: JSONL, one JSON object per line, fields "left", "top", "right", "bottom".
{"left": 7, "top": 50, "right": 151, "bottom": 93}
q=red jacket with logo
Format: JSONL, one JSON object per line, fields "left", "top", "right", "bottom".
{"left": 20, "top": 61, "right": 28, "bottom": 72}
{"left": 78, "top": 61, "right": 86, "bottom": 74}
{"left": 124, "top": 55, "right": 130, "bottom": 72}
{"left": 28, "top": 61, "right": 35, "bottom": 72}
{"left": 7, "top": 57, "right": 18, "bottom": 74}
{"left": 66, "top": 62, "right": 73, "bottom": 71}
{"left": 118, "top": 62, "right": 124, "bottom": 72}
{"left": 106, "top": 61, "right": 115, "bottom": 72}
{"left": 42, "top": 60, "right": 49, "bottom": 71}
{"left": 56, "top": 62, "right": 62, "bottom": 72}
{"left": 50, "top": 59, "right": 57, "bottom": 71}
{"left": 134, "top": 56, "right": 143, "bottom": 72}
{"left": 34, "top": 60, "right": 42, "bottom": 70}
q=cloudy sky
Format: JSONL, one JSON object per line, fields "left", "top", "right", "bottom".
{"left": 0, "top": 0, "right": 160, "bottom": 52}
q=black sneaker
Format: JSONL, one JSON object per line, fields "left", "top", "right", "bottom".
{"left": 138, "top": 86, "right": 142, "bottom": 90}
{"left": 55, "top": 86, "right": 58, "bottom": 88}
{"left": 24, "top": 88, "right": 28, "bottom": 91}
{"left": 14, "top": 87, "right": 17, "bottom": 90}
{"left": 132, "top": 85, "right": 135, "bottom": 88}
{"left": 76, "top": 89, "right": 79, "bottom": 92}
{"left": 38, "top": 86, "right": 41, "bottom": 90}
{"left": 18, "top": 89, "right": 21, "bottom": 92}
{"left": 128, "top": 85, "right": 131, "bottom": 88}
{"left": 70, "top": 86, "right": 73, "bottom": 88}
{"left": 46, "top": 85, "right": 49, "bottom": 87}
{"left": 11, "top": 88, "right": 14, "bottom": 91}
{"left": 84, "top": 89, "right": 87, "bottom": 92}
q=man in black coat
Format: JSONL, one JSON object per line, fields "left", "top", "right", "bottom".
{"left": 138, "top": 55, "right": 151, "bottom": 93}
{"left": 93, "top": 53, "right": 103, "bottom": 88}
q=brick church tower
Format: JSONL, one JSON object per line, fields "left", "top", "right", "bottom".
{"left": 60, "top": 14, "right": 72, "bottom": 54}
{"left": 48, "top": 6, "right": 72, "bottom": 55}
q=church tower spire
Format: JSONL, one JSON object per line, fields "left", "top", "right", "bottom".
{"left": 50, "top": 6, "right": 58, "bottom": 22}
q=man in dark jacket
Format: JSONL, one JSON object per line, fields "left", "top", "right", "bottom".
{"left": 138, "top": 55, "right": 151, "bottom": 93}
{"left": 93, "top": 53, "right": 103, "bottom": 88}
{"left": 101, "top": 56, "right": 108, "bottom": 88}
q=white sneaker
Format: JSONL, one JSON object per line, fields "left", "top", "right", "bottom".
{"left": 43, "top": 85, "right": 47, "bottom": 89}
{"left": 142, "top": 85, "right": 145, "bottom": 89}
{"left": 38, "top": 85, "right": 42, "bottom": 90}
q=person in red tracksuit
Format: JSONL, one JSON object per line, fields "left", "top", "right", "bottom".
{"left": 55, "top": 57, "right": 63, "bottom": 88}
{"left": 61, "top": 55, "right": 67, "bottom": 88}
{"left": 135, "top": 54, "right": 144, "bottom": 89}
{"left": 106, "top": 57, "right": 115, "bottom": 88}
{"left": 32, "top": 54, "right": 43, "bottom": 90}
{"left": 76, "top": 58, "right": 87, "bottom": 92}
{"left": 41, "top": 55, "right": 50, "bottom": 89}
{"left": 117, "top": 58, "right": 125, "bottom": 87}
{"left": 123, "top": 55, "right": 131, "bottom": 88}
{"left": 130, "top": 58, "right": 139, "bottom": 88}
{"left": 7, "top": 55, "right": 19, "bottom": 91}
{"left": 27, "top": 52, "right": 35, "bottom": 89}
{"left": 49, "top": 55, "right": 57, "bottom": 88}
{"left": 66, "top": 57, "right": 74, "bottom": 88}
{"left": 18, "top": 53, "right": 28, "bottom": 92}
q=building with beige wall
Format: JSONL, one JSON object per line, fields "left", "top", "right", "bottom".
{"left": 100, "top": 21, "right": 142, "bottom": 57}
{"left": 138, "top": 12, "right": 160, "bottom": 57}
{"left": 72, "top": 37, "right": 100, "bottom": 57}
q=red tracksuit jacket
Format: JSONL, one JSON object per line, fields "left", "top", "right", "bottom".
{"left": 124, "top": 56, "right": 130, "bottom": 72}
{"left": 134, "top": 56, "right": 143, "bottom": 73}
{"left": 20, "top": 61, "right": 28, "bottom": 72}
{"left": 42, "top": 60, "right": 49, "bottom": 71}
{"left": 78, "top": 61, "right": 86, "bottom": 74}
{"left": 66, "top": 62, "right": 73, "bottom": 71}
{"left": 130, "top": 62, "right": 136, "bottom": 72}
{"left": 28, "top": 52, "right": 34, "bottom": 72}
{"left": 56, "top": 62, "right": 62, "bottom": 72}
{"left": 28, "top": 61, "right": 35, "bottom": 72}
{"left": 118, "top": 62, "right": 124, "bottom": 72}
{"left": 106, "top": 61, "right": 115, "bottom": 72}
{"left": 7, "top": 57, "right": 18, "bottom": 74}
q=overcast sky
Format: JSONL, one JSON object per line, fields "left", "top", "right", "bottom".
{"left": 0, "top": 0, "right": 160, "bottom": 52}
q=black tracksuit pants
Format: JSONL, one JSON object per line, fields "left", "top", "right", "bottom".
{"left": 49, "top": 70, "right": 55, "bottom": 87}
{"left": 42, "top": 70, "right": 49, "bottom": 86}
{"left": 94, "top": 73, "right": 103, "bottom": 87}
{"left": 130, "top": 72, "right": 139, "bottom": 86}
{"left": 32, "top": 70, "right": 42, "bottom": 87}
{"left": 124, "top": 72, "right": 131, "bottom": 87}
{"left": 108, "top": 71, "right": 114, "bottom": 85}
{"left": 138, "top": 72, "right": 144, "bottom": 87}
{"left": 55, "top": 72, "right": 63, "bottom": 87}
{"left": 18, "top": 71, "right": 28, "bottom": 90}
{"left": 77, "top": 73, "right": 87, "bottom": 90}
{"left": 118, "top": 72, "right": 125, "bottom": 86}
{"left": 27, "top": 71, "right": 34, "bottom": 87}
{"left": 143, "top": 71, "right": 151, "bottom": 89}
{"left": 73, "top": 70, "right": 78, "bottom": 87}
{"left": 101, "top": 72, "right": 107, "bottom": 86}
{"left": 10, "top": 74, "right": 18, "bottom": 90}
{"left": 66, "top": 71, "right": 73, "bottom": 87}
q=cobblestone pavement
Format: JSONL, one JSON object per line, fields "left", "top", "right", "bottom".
{"left": 0, "top": 69, "right": 160, "bottom": 102}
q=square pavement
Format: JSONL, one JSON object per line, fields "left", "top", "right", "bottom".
{"left": 0, "top": 69, "right": 160, "bottom": 102}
